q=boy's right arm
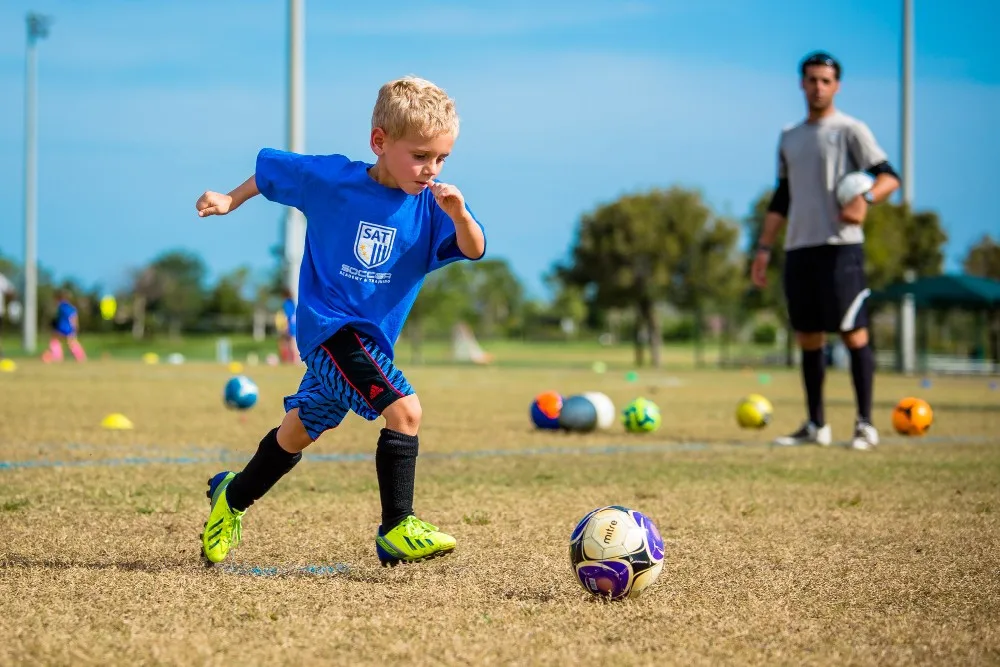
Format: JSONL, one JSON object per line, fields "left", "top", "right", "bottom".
{"left": 196, "top": 175, "right": 259, "bottom": 217}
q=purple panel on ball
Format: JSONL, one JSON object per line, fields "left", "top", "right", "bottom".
{"left": 570, "top": 510, "right": 597, "bottom": 543}
{"left": 632, "top": 511, "right": 665, "bottom": 562}
{"left": 576, "top": 560, "right": 632, "bottom": 600}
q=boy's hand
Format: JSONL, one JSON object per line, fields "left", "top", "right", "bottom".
{"left": 430, "top": 181, "right": 466, "bottom": 220}
{"left": 196, "top": 191, "right": 234, "bottom": 217}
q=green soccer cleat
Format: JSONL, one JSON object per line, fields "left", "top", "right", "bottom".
{"left": 375, "top": 515, "right": 456, "bottom": 567}
{"left": 201, "top": 471, "right": 244, "bottom": 564}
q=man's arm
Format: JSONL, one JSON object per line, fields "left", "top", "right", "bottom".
{"left": 751, "top": 145, "right": 790, "bottom": 288}
{"left": 849, "top": 121, "right": 901, "bottom": 204}
{"left": 864, "top": 163, "right": 901, "bottom": 203}
{"left": 759, "top": 177, "right": 790, "bottom": 250}
{"left": 196, "top": 176, "right": 259, "bottom": 217}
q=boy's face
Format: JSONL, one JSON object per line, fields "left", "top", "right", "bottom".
{"left": 371, "top": 129, "right": 455, "bottom": 195}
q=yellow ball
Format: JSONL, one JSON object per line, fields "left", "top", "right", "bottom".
{"left": 736, "top": 394, "right": 773, "bottom": 429}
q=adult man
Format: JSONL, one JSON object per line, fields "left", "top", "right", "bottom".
{"left": 751, "top": 52, "right": 901, "bottom": 450}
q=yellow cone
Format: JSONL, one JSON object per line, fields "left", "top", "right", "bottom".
{"left": 142, "top": 352, "right": 160, "bottom": 365}
{"left": 228, "top": 361, "right": 244, "bottom": 374}
{"left": 0, "top": 359, "right": 16, "bottom": 373}
{"left": 101, "top": 413, "right": 134, "bottom": 430}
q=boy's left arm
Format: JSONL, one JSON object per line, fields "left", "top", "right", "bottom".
{"left": 430, "top": 182, "right": 486, "bottom": 259}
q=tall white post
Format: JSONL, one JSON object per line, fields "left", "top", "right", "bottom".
{"left": 899, "top": 0, "right": 917, "bottom": 374}
{"left": 22, "top": 13, "right": 50, "bottom": 354}
{"left": 284, "top": 0, "right": 306, "bottom": 299}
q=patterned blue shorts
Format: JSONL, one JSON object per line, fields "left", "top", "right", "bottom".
{"left": 284, "top": 327, "right": 413, "bottom": 440}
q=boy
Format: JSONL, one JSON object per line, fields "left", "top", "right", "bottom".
{"left": 195, "top": 76, "right": 486, "bottom": 566}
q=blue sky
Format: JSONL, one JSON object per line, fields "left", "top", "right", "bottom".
{"left": 0, "top": 0, "right": 997, "bottom": 298}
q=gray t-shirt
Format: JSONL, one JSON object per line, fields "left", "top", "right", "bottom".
{"left": 777, "top": 110, "right": 888, "bottom": 250}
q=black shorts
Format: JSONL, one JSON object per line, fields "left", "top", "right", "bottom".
{"left": 283, "top": 327, "right": 414, "bottom": 440}
{"left": 783, "top": 244, "right": 870, "bottom": 334}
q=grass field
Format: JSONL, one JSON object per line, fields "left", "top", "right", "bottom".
{"left": 1, "top": 355, "right": 998, "bottom": 665}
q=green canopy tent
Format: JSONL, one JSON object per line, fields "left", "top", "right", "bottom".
{"left": 871, "top": 274, "right": 1000, "bottom": 372}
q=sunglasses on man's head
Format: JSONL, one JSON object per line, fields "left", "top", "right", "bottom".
{"left": 801, "top": 53, "right": 841, "bottom": 78}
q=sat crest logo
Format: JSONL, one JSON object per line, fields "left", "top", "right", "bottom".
{"left": 354, "top": 222, "right": 396, "bottom": 269}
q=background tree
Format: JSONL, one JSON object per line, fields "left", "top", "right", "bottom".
{"left": 963, "top": 234, "right": 1000, "bottom": 279}
{"left": 672, "top": 216, "right": 743, "bottom": 366}
{"left": 145, "top": 249, "right": 208, "bottom": 338}
{"left": 466, "top": 258, "right": 524, "bottom": 339}
{"left": 556, "top": 186, "right": 731, "bottom": 367}
{"left": 203, "top": 266, "right": 254, "bottom": 321}
{"left": 861, "top": 203, "right": 947, "bottom": 288}
{"left": 405, "top": 263, "right": 473, "bottom": 362}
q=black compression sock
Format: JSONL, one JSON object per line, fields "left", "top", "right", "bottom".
{"left": 375, "top": 428, "right": 418, "bottom": 530}
{"left": 801, "top": 348, "right": 826, "bottom": 426}
{"left": 226, "top": 427, "right": 301, "bottom": 512}
{"left": 849, "top": 344, "right": 875, "bottom": 423}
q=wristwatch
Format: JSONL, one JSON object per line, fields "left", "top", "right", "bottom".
{"left": 863, "top": 190, "right": 876, "bottom": 204}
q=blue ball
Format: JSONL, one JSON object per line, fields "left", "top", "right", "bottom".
{"left": 224, "top": 375, "right": 259, "bottom": 410}
{"left": 558, "top": 395, "right": 598, "bottom": 432}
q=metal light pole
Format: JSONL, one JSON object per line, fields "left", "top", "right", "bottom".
{"left": 23, "top": 13, "right": 51, "bottom": 354}
{"left": 901, "top": 0, "right": 915, "bottom": 206}
{"left": 283, "top": 0, "right": 306, "bottom": 299}
{"left": 900, "top": 0, "right": 917, "bottom": 374}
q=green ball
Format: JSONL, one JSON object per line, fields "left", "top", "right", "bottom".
{"left": 622, "top": 397, "right": 661, "bottom": 433}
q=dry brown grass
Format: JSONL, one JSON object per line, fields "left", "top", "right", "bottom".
{"left": 1, "top": 359, "right": 998, "bottom": 666}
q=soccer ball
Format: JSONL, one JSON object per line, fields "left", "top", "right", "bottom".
{"left": 530, "top": 391, "right": 563, "bottom": 429}
{"left": 622, "top": 397, "right": 661, "bottom": 433}
{"left": 582, "top": 392, "right": 617, "bottom": 430}
{"left": 224, "top": 375, "right": 259, "bottom": 410}
{"left": 892, "top": 397, "right": 933, "bottom": 435}
{"left": 835, "top": 171, "right": 875, "bottom": 206}
{"left": 569, "top": 505, "right": 665, "bottom": 600}
{"left": 735, "top": 393, "right": 774, "bottom": 429}
{"left": 559, "top": 395, "right": 599, "bottom": 432}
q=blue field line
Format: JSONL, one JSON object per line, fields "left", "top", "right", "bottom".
{"left": 0, "top": 435, "right": 994, "bottom": 472}
{"left": 217, "top": 563, "right": 352, "bottom": 577}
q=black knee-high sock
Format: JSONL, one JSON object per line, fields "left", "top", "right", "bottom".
{"left": 376, "top": 428, "right": 418, "bottom": 530}
{"left": 801, "top": 348, "right": 826, "bottom": 426}
{"left": 226, "top": 427, "right": 301, "bottom": 512}
{"left": 849, "top": 344, "right": 875, "bottom": 423}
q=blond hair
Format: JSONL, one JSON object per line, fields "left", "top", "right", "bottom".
{"left": 371, "top": 76, "right": 459, "bottom": 140}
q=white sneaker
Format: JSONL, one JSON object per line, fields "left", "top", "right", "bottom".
{"left": 774, "top": 421, "right": 832, "bottom": 447}
{"left": 850, "top": 420, "right": 879, "bottom": 451}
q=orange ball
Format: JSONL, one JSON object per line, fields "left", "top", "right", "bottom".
{"left": 534, "top": 391, "right": 562, "bottom": 419}
{"left": 892, "top": 397, "right": 934, "bottom": 436}
{"left": 530, "top": 390, "right": 563, "bottom": 430}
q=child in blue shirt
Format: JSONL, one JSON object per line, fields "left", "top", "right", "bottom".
{"left": 276, "top": 288, "right": 298, "bottom": 364}
{"left": 43, "top": 290, "right": 87, "bottom": 363}
{"left": 195, "top": 76, "right": 486, "bottom": 567}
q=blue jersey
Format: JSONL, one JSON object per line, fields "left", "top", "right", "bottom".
{"left": 54, "top": 301, "right": 77, "bottom": 335}
{"left": 282, "top": 297, "right": 296, "bottom": 336}
{"left": 255, "top": 148, "right": 485, "bottom": 358}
